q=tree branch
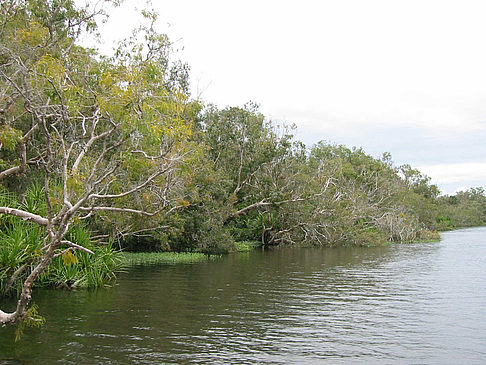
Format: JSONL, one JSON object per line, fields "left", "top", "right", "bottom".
{"left": 89, "top": 166, "right": 172, "bottom": 200}
{"left": 0, "top": 207, "right": 48, "bottom": 226}
{"left": 78, "top": 206, "right": 163, "bottom": 216}
{"left": 59, "top": 240, "right": 94, "bottom": 255}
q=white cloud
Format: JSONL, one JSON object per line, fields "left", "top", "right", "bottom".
{"left": 417, "top": 161, "right": 486, "bottom": 193}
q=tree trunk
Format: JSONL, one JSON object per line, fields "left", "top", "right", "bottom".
{"left": 0, "top": 242, "right": 57, "bottom": 326}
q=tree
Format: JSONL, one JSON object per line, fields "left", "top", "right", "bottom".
{"left": 303, "top": 143, "right": 437, "bottom": 245}
{"left": 442, "top": 187, "right": 486, "bottom": 227}
{"left": 199, "top": 104, "right": 335, "bottom": 247}
{"left": 0, "top": 0, "right": 194, "bottom": 325}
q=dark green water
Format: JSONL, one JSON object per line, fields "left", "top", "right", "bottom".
{"left": 1, "top": 227, "right": 486, "bottom": 364}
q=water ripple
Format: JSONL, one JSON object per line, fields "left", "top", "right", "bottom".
{"left": 2, "top": 228, "right": 486, "bottom": 364}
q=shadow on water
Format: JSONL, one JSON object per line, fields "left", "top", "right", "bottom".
{"left": 1, "top": 227, "right": 486, "bottom": 363}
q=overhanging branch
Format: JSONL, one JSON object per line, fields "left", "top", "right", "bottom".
{"left": 0, "top": 207, "right": 48, "bottom": 226}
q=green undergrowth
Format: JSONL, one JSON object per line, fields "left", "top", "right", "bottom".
{"left": 38, "top": 232, "right": 122, "bottom": 290}
{"left": 233, "top": 241, "right": 260, "bottom": 252}
{"left": 120, "top": 251, "right": 219, "bottom": 266}
{"left": 0, "top": 186, "right": 122, "bottom": 295}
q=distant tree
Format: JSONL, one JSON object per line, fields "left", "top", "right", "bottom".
{"left": 444, "top": 187, "right": 486, "bottom": 227}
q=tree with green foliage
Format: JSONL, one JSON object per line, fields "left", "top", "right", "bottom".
{"left": 199, "top": 104, "right": 333, "bottom": 247}
{"left": 439, "top": 187, "right": 486, "bottom": 228}
{"left": 0, "top": 0, "right": 194, "bottom": 325}
{"left": 302, "top": 143, "right": 440, "bottom": 245}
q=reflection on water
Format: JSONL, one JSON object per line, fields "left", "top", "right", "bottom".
{"left": 1, "top": 227, "right": 486, "bottom": 364}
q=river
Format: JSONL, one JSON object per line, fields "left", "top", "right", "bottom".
{"left": 1, "top": 227, "right": 486, "bottom": 364}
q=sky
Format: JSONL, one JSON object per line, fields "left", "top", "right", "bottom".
{"left": 93, "top": 0, "right": 486, "bottom": 194}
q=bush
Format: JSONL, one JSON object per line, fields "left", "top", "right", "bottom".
{"left": 0, "top": 186, "right": 121, "bottom": 296}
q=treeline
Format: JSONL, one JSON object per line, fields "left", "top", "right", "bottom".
{"left": 138, "top": 104, "right": 485, "bottom": 252}
{"left": 436, "top": 188, "right": 486, "bottom": 229}
{"left": 0, "top": 0, "right": 485, "bottom": 325}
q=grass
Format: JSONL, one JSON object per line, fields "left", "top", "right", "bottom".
{"left": 233, "top": 241, "right": 261, "bottom": 252}
{"left": 119, "top": 251, "right": 218, "bottom": 266}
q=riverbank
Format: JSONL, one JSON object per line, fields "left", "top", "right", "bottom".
{"left": 118, "top": 234, "right": 445, "bottom": 268}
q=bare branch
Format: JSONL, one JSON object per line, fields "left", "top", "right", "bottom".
{"left": 130, "top": 149, "right": 170, "bottom": 160}
{"left": 53, "top": 247, "right": 75, "bottom": 259}
{"left": 5, "top": 264, "right": 27, "bottom": 293}
{"left": 0, "top": 207, "right": 48, "bottom": 226}
{"left": 228, "top": 200, "right": 272, "bottom": 220}
{"left": 59, "top": 240, "right": 94, "bottom": 255}
{"left": 122, "top": 225, "right": 170, "bottom": 237}
{"left": 78, "top": 206, "right": 163, "bottom": 216}
{"left": 71, "top": 112, "right": 115, "bottom": 172}
{"left": 89, "top": 166, "right": 172, "bottom": 200}
{"left": 227, "top": 177, "right": 335, "bottom": 221}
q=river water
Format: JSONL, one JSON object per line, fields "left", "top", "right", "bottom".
{"left": 1, "top": 227, "right": 486, "bottom": 364}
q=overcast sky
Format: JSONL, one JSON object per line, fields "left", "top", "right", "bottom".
{"left": 95, "top": 0, "right": 486, "bottom": 194}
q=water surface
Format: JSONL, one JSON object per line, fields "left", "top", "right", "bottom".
{"left": 1, "top": 227, "right": 486, "bottom": 364}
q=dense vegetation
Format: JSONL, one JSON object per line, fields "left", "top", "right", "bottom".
{"left": 0, "top": 0, "right": 485, "bottom": 326}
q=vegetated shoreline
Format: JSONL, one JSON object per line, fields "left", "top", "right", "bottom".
{"left": 118, "top": 241, "right": 260, "bottom": 267}
{"left": 119, "top": 232, "right": 438, "bottom": 267}
{"left": 119, "top": 224, "right": 486, "bottom": 267}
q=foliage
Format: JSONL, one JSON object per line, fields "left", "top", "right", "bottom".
{"left": 233, "top": 241, "right": 260, "bottom": 252}
{"left": 120, "top": 252, "right": 216, "bottom": 266}
{"left": 14, "top": 304, "right": 44, "bottom": 342}
{"left": 437, "top": 187, "right": 486, "bottom": 229}
{"left": 0, "top": 186, "right": 121, "bottom": 296}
